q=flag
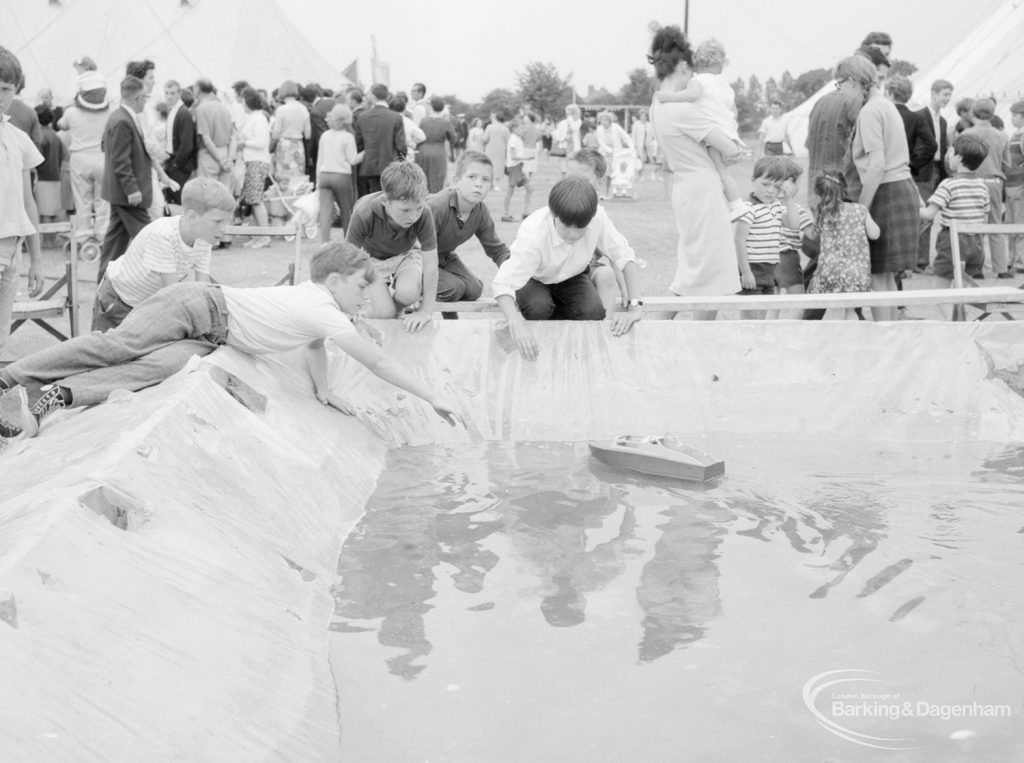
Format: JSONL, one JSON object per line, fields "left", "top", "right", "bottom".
{"left": 341, "top": 59, "right": 360, "bottom": 87}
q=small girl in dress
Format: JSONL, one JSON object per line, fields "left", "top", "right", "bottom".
{"left": 654, "top": 38, "right": 747, "bottom": 217}
{"left": 807, "top": 170, "right": 880, "bottom": 319}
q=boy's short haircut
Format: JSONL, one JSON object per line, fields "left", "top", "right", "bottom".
{"left": 884, "top": 75, "right": 913, "bottom": 104}
{"left": 570, "top": 148, "right": 607, "bottom": 180}
{"left": 125, "top": 59, "right": 154, "bottom": 80}
{"left": 778, "top": 156, "right": 803, "bottom": 181}
{"left": 181, "top": 177, "right": 236, "bottom": 214}
{"left": 164, "top": 79, "right": 180, "bottom": 90}
{"left": 36, "top": 107, "right": 54, "bottom": 127}
{"left": 380, "top": 160, "right": 428, "bottom": 203}
{"left": 931, "top": 79, "right": 953, "bottom": 94}
{"left": 454, "top": 150, "right": 492, "bottom": 178}
{"left": 299, "top": 85, "right": 318, "bottom": 103}
{"left": 751, "top": 156, "right": 788, "bottom": 182}
{"left": 692, "top": 38, "right": 727, "bottom": 71}
{"left": 429, "top": 96, "right": 444, "bottom": 112}
{"left": 971, "top": 98, "right": 996, "bottom": 121}
{"left": 0, "top": 45, "right": 24, "bottom": 86}
{"left": 309, "top": 242, "right": 377, "bottom": 284}
{"left": 955, "top": 97, "right": 974, "bottom": 117}
{"left": 370, "top": 83, "right": 389, "bottom": 101}
{"left": 953, "top": 134, "right": 989, "bottom": 170}
{"left": 1010, "top": 100, "right": 1024, "bottom": 116}
{"left": 121, "top": 76, "right": 145, "bottom": 98}
{"left": 548, "top": 176, "right": 598, "bottom": 229}
{"left": 195, "top": 78, "right": 215, "bottom": 94}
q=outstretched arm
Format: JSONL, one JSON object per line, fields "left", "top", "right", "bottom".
{"left": 655, "top": 79, "right": 704, "bottom": 103}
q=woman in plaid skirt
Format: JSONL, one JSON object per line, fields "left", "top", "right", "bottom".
{"left": 836, "top": 54, "right": 918, "bottom": 321}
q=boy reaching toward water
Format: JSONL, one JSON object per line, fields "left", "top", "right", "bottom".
{"left": 0, "top": 243, "right": 460, "bottom": 439}
{"left": 492, "top": 176, "right": 644, "bottom": 360}
{"left": 655, "top": 38, "right": 748, "bottom": 218}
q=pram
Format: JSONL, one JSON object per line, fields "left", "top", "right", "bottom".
{"left": 265, "top": 176, "right": 320, "bottom": 241}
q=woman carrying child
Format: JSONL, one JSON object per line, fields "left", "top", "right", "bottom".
{"left": 649, "top": 24, "right": 739, "bottom": 310}
{"left": 807, "top": 171, "right": 880, "bottom": 319}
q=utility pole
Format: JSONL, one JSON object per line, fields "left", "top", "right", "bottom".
{"left": 684, "top": 0, "right": 690, "bottom": 37}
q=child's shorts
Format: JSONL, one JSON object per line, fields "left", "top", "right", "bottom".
{"left": 505, "top": 163, "right": 529, "bottom": 188}
{"left": 933, "top": 228, "right": 983, "bottom": 280}
{"left": 738, "top": 261, "right": 777, "bottom": 295}
{"left": 774, "top": 250, "right": 803, "bottom": 288}
{"left": 372, "top": 250, "right": 423, "bottom": 285}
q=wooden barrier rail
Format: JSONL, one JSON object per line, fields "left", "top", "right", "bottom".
{"left": 436, "top": 287, "right": 1024, "bottom": 319}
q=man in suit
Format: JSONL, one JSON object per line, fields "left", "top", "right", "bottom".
{"left": 307, "top": 84, "right": 336, "bottom": 184}
{"left": 99, "top": 76, "right": 152, "bottom": 282}
{"left": 162, "top": 80, "right": 197, "bottom": 205}
{"left": 353, "top": 83, "right": 406, "bottom": 197}
{"left": 915, "top": 79, "right": 953, "bottom": 270}
{"left": 887, "top": 75, "right": 937, "bottom": 185}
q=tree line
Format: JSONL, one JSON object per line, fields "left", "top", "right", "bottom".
{"left": 438, "top": 59, "right": 915, "bottom": 133}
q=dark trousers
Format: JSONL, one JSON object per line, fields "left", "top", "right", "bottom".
{"left": 99, "top": 203, "right": 150, "bottom": 283}
{"left": 437, "top": 253, "right": 484, "bottom": 303}
{"left": 163, "top": 164, "right": 191, "bottom": 205}
{"left": 357, "top": 174, "right": 381, "bottom": 198}
{"left": 515, "top": 271, "right": 606, "bottom": 321}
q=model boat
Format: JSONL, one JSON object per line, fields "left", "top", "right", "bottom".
{"left": 588, "top": 433, "right": 724, "bottom": 483}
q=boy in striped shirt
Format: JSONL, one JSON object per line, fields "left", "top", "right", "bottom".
{"left": 919, "top": 134, "right": 990, "bottom": 283}
{"left": 92, "top": 177, "right": 234, "bottom": 331}
{"left": 734, "top": 157, "right": 799, "bottom": 317}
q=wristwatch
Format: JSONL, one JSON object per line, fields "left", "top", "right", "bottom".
{"left": 626, "top": 299, "right": 644, "bottom": 310}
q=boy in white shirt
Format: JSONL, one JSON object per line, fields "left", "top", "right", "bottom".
{"left": 0, "top": 46, "right": 45, "bottom": 358}
{"left": 93, "top": 178, "right": 235, "bottom": 331}
{"left": 492, "top": 176, "right": 644, "bottom": 360}
{"left": 0, "top": 243, "right": 460, "bottom": 439}
{"left": 501, "top": 118, "right": 534, "bottom": 222}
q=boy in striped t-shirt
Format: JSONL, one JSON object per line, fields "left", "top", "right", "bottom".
{"left": 920, "top": 134, "right": 990, "bottom": 283}
{"left": 92, "top": 178, "right": 235, "bottom": 331}
{"left": 735, "top": 157, "right": 799, "bottom": 318}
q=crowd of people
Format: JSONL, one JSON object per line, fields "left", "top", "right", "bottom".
{"left": 1, "top": 25, "right": 1023, "bottom": 439}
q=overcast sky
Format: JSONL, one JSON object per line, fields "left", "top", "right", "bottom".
{"left": 286, "top": 0, "right": 1001, "bottom": 100}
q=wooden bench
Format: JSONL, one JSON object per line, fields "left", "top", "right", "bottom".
{"left": 224, "top": 223, "right": 303, "bottom": 285}
{"left": 10, "top": 221, "right": 81, "bottom": 341}
{"left": 949, "top": 222, "right": 1024, "bottom": 321}
{"left": 436, "top": 288, "right": 1024, "bottom": 319}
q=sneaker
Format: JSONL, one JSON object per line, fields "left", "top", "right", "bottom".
{"left": 0, "top": 385, "right": 35, "bottom": 438}
{"left": 27, "top": 385, "right": 67, "bottom": 435}
{"left": 997, "top": 272, "right": 1014, "bottom": 279}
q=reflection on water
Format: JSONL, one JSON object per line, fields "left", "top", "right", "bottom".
{"left": 331, "top": 442, "right": 737, "bottom": 676}
{"left": 331, "top": 439, "right": 1024, "bottom": 759}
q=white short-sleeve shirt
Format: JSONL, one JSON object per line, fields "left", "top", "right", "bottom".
{"left": 106, "top": 216, "right": 212, "bottom": 306}
{"left": 0, "top": 116, "right": 44, "bottom": 239}
{"left": 222, "top": 281, "right": 356, "bottom": 354}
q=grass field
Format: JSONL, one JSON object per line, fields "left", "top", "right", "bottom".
{"left": 4, "top": 149, "right": 1020, "bottom": 362}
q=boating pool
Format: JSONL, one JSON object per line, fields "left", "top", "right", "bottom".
{"left": 328, "top": 439, "right": 1024, "bottom": 761}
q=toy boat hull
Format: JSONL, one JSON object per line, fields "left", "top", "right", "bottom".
{"left": 588, "top": 435, "right": 725, "bottom": 483}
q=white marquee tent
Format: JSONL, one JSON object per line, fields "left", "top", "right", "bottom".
{"left": 2, "top": 0, "right": 350, "bottom": 102}
{"left": 785, "top": 0, "right": 1024, "bottom": 156}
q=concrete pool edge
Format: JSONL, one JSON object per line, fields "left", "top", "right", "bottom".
{"left": 1, "top": 320, "right": 1024, "bottom": 758}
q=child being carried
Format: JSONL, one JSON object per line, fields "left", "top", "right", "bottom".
{"left": 655, "top": 38, "right": 748, "bottom": 218}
